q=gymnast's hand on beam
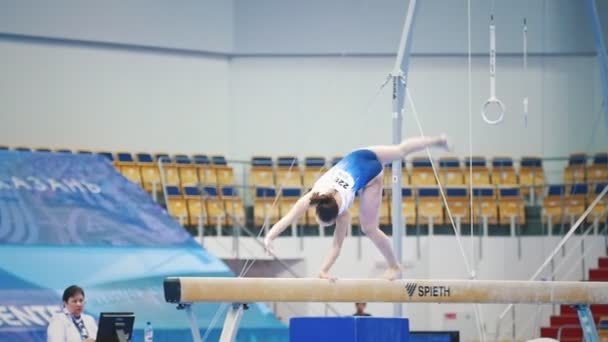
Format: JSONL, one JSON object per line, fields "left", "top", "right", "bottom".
{"left": 382, "top": 265, "right": 403, "bottom": 281}
{"left": 318, "top": 270, "right": 337, "bottom": 282}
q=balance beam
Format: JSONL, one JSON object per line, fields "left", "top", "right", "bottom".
{"left": 163, "top": 277, "right": 608, "bottom": 304}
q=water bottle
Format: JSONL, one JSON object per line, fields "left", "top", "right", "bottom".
{"left": 144, "top": 321, "right": 153, "bottom": 342}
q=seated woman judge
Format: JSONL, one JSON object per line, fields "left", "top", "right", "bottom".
{"left": 47, "top": 285, "right": 98, "bottom": 342}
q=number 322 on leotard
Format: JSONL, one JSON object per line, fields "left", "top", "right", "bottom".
{"left": 333, "top": 170, "right": 354, "bottom": 191}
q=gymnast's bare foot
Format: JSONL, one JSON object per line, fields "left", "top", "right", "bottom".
{"left": 383, "top": 265, "right": 402, "bottom": 281}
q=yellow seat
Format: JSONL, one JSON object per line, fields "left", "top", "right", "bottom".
{"left": 445, "top": 187, "right": 470, "bottom": 225}
{"left": 250, "top": 156, "right": 275, "bottom": 188}
{"left": 209, "top": 155, "right": 235, "bottom": 186}
{"left": 519, "top": 156, "right": 544, "bottom": 197}
{"left": 588, "top": 153, "right": 608, "bottom": 185}
{"left": 303, "top": 157, "right": 326, "bottom": 189}
{"left": 464, "top": 157, "right": 491, "bottom": 186}
{"left": 278, "top": 188, "right": 304, "bottom": 226}
{"left": 253, "top": 187, "right": 280, "bottom": 227}
{"left": 136, "top": 153, "right": 162, "bottom": 192}
{"left": 184, "top": 186, "right": 207, "bottom": 227}
{"left": 589, "top": 183, "right": 608, "bottom": 223}
{"left": 350, "top": 198, "right": 360, "bottom": 226}
{"left": 383, "top": 162, "right": 411, "bottom": 189}
{"left": 202, "top": 186, "right": 225, "bottom": 227}
{"left": 542, "top": 185, "right": 565, "bottom": 225}
{"left": 276, "top": 156, "right": 302, "bottom": 188}
{"left": 221, "top": 186, "right": 245, "bottom": 227}
{"left": 439, "top": 157, "right": 464, "bottom": 186}
{"left": 175, "top": 155, "right": 199, "bottom": 188}
{"left": 564, "top": 153, "right": 587, "bottom": 186}
{"left": 379, "top": 194, "right": 391, "bottom": 226}
{"left": 400, "top": 187, "right": 416, "bottom": 226}
{"left": 417, "top": 187, "right": 443, "bottom": 225}
{"left": 471, "top": 187, "right": 498, "bottom": 225}
{"left": 115, "top": 152, "right": 143, "bottom": 186}
{"left": 411, "top": 157, "right": 437, "bottom": 186}
{"left": 491, "top": 157, "right": 518, "bottom": 185}
{"left": 192, "top": 155, "right": 217, "bottom": 186}
{"left": 166, "top": 186, "right": 188, "bottom": 226}
{"left": 563, "top": 183, "right": 588, "bottom": 224}
{"left": 498, "top": 187, "right": 525, "bottom": 226}
{"left": 156, "top": 153, "right": 180, "bottom": 187}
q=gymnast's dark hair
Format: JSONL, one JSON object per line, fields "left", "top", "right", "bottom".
{"left": 310, "top": 192, "right": 339, "bottom": 223}
{"left": 63, "top": 285, "right": 85, "bottom": 302}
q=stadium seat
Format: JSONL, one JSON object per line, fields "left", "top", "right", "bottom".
{"left": 498, "top": 187, "right": 526, "bottom": 226}
{"left": 303, "top": 156, "right": 326, "bottom": 189}
{"left": 350, "top": 197, "right": 360, "bottom": 226}
{"left": 400, "top": 187, "right": 416, "bottom": 226}
{"left": 588, "top": 153, "right": 608, "bottom": 185}
{"left": 464, "top": 156, "right": 491, "bottom": 186}
{"left": 202, "top": 186, "right": 225, "bottom": 227}
{"left": 183, "top": 186, "right": 207, "bottom": 227}
{"left": 97, "top": 151, "right": 114, "bottom": 163}
{"left": 491, "top": 157, "right": 518, "bottom": 185}
{"left": 212, "top": 155, "right": 235, "bottom": 186}
{"left": 280, "top": 188, "right": 304, "bottom": 226}
{"left": 276, "top": 156, "right": 302, "bottom": 188}
{"left": 472, "top": 187, "right": 498, "bottom": 225}
{"left": 14, "top": 146, "right": 32, "bottom": 152}
{"left": 35, "top": 147, "right": 52, "bottom": 153}
{"left": 439, "top": 157, "right": 464, "bottom": 186}
{"left": 519, "top": 156, "right": 544, "bottom": 198}
{"left": 564, "top": 183, "right": 588, "bottom": 226}
{"left": 445, "top": 187, "right": 470, "bottom": 225}
{"left": 589, "top": 183, "right": 608, "bottom": 224}
{"left": 250, "top": 156, "right": 275, "bottom": 187}
{"left": 411, "top": 157, "right": 437, "bottom": 186}
{"left": 379, "top": 191, "right": 391, "bottom": 226}
{"left": 156, "top": 153, "right": 180, "bottom": 187}
{"left": 564, "top": 153, "right": 587, "bottom": 186}
{"left": 253, "top": 187, "right": 280, "bottom": 227}
{"left": 137, "top": 153, "right": 161, "bottom": 193}
{"left": 222, "top": 186, "right": 245, "bottom": 227}
{"left": 383, "top": 161, "right": 410, "bottom": 189}
{"left": 175, "top": 154, "right": 199, "bottom": 188}
{"left": 417, "top": 187, "right": 443, "bottom": 226}
{"left": 115, "top": 152, "right": 142, "bottom": 186}
{"left": 193, "top": 154, "right": 218, "bottom": 186}
{"left": 165, "top": 186, "right": 188, "bottom": 226}
{"left": 542, "top": 185, "right": 565, "bottom": 226}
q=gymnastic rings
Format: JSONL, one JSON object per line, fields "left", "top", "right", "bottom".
{"left": 482, "top": 97, "right": 506, "bottom": 125}
{"left": 482, "top": 15, "right": 505, "bottom": 125}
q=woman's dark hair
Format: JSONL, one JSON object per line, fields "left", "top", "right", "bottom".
{"left": 63, "top": 285, "right": 85, "bottom": 302}
{"left": 310, "top": 192, "right": 339, "bottom": 223}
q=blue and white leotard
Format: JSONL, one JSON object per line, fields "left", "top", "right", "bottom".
{"left": 311, "top": 149, "right": 383, "bottom": 214}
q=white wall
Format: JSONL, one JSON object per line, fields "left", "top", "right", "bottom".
{"left": 0, "top": 0, "right": 234, "bottom": 53}
{"left": 203, "top": 234, "right": 608, "bottom": 341}
{"left": 0, "top": 40, "right": 232, "bottom": 154}
{"left": 234, "top": 0, "right": 603, "bottom": 54}
{"left": 0, "top": 0, "right": 606, "bottom": 160}
{"left": 230, "top": 55, "right": 606, "bottom": 162}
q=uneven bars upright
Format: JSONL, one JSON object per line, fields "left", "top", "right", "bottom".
{"left": 390, "top": 0, "right": 419, "bottom": 318}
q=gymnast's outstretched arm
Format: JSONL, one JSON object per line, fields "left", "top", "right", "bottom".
{"left": 264, "top": 192, "right": 312, "bottom": 254}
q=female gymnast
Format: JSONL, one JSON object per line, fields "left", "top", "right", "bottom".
{"left": 264, "top": 135, "right": 450, "bottom": 281}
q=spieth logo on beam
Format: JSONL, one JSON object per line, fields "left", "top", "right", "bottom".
{"left": 405, "top": 283, "right": 451, "bottom": 298}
